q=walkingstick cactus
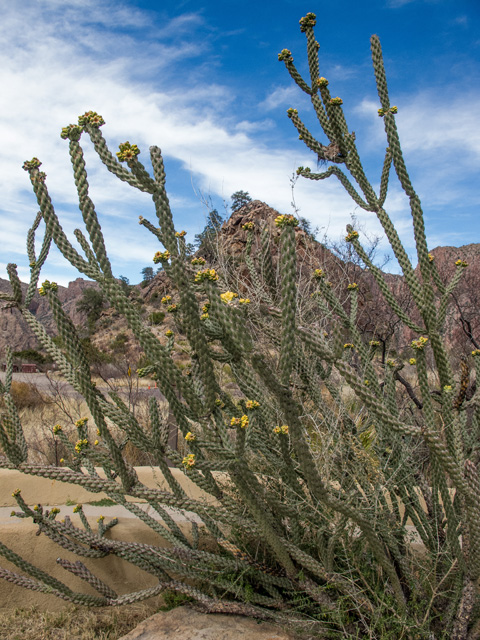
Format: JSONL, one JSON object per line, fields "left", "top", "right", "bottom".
{"left": 0, "top": 12, "right": 479, "bottom": 639}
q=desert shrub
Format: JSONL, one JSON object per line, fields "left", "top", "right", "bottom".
{"left": 12, "top": 349, "right": 49, "bottom": 364}
{"left": 148, "top": 311, "right": 165, "bottom": 325}
{"left": 98, "top": 316, "right": 113, "bottom": 329}
{"left": 110, "top": 332, "right": 129, "bottom": 353}
{"left": 1, "top": 13, "right": 479, "bottom": 640}
{"left": 5, "top": 381, "right": 45, "bottom": 410}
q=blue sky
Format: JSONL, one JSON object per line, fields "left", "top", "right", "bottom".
{"left": 0, "top": 0, "right": 479, "bottom": 285}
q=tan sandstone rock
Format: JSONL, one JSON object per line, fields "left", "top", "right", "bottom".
{"left": 118, "top": 605, "right": 297, "bottom": 640}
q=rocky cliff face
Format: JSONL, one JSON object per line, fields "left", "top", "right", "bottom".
{"left": 217, "top": 200, "right": 349, "bottom": 289}
{"left": 219, "top": 202, "right": 480, "bottom": 357}
{"left": 0, "top": 278, "right": 99, "bottom": 354}
{"left": 427, "top": 244, "right": 480, "bottom": 355}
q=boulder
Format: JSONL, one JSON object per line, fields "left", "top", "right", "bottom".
{"left": 118, "top": 605, "right": 297, "bottom": 640}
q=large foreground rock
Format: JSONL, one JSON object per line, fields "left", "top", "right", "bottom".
{"left": 118, "top": 605, "right": 297, "bottom": 640}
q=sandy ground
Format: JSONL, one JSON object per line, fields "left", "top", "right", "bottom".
{"left": 0, "top": 467, "right": 213, "bottom": 508}
{"left": 0, "top": 467, "right": 216, "bottom": 610}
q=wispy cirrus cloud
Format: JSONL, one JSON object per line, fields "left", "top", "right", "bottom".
{"left": 386, "top": 0, "right": 417, "bottom": 7}
{"left": 0, "top": 0, "right": 478, "bottom": 287}
{"left": 259, "top": 86, "right": 300, "bottom": 111}
{"left": 0, "top": 0, "right": 365, "bottom": 285}
{"left": 350, "top": 89, "right": 480, "bottom": 258}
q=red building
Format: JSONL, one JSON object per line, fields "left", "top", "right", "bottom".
{"left": 20, "top": 363, "right": 37, "bottom": 373}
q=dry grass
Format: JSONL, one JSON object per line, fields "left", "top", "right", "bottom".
{"left": 0, "top": 604, "right": 154, "bottom": 640}
{"left": 1, "top": 381, "right": 45, "bottom": 411}
{"left": 16, "top": 392, "right": 92, "bottom": 465}
{"left": 0, "top": 378, "right": 175, "bottom": 638}
{"left": 9, "top": 379, "right": 171, "bottom": 466}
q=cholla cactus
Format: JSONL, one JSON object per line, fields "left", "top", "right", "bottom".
{"left": 0, "top": 14, "right": 479, "bottom": 640}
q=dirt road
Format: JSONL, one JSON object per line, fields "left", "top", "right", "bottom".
{"left": 0, "top": 371, "right": 166, "bottom": 401}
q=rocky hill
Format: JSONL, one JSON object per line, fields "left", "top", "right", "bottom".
{"left": 0, "top": 201, "right": 479, "bottom": 364}
{"left": 0, "top": 278, "right": 99, "bottom": 354}
{"left": 426, "top": 243, "right": 480, "bottom": 354}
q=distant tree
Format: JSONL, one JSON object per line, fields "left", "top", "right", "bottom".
{"left": 80, "top": 337, "right": 111, "bottom": 367}
{"left": 231, "top": 190, "right": 252, "bottom": 212}
{"left": 298, "top": 216, "right": 316, "bottom": 238}
{"left": 141, "top": 266, "right": 155, "bottom": 283}
{"left": 118, "top": 275, "right": 131, "bottom": 296}
{"left": 13, "top": 349, "right": 48, "bottom": 364}
{"left": 194, "top": 209, "right": 224, "bottom": 261}
{"left": 110, "top": 332, "right": 129, "bottom": 355}
{"left": 76, "top": 287, "right": 106, "bottom": 333}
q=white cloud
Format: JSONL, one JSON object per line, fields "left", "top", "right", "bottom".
{"left": 353, "top": 92, "right": 480, "bottom": 208}
{"left": 235, "top": 119, "right": 275, "bottom": 133}
{"left": 328, "top": 64, "right": 359, "bottom": 81}
{"left": 259, "top": 86, "right": 300, "bottom": 111}
{"left": 396, "top": 96, "right": 480, "bottom": 160}
{"left": 454, "top": 15, "right": 469, "bottom": 27}
{"left": 0, "top": 0, "right": 363, "bottom": 284}
{"left": 0, "top": 0, "right": 478, "bottom": 287}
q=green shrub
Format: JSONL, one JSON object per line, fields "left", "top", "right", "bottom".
{"left": 148, "top": 311, "right": 165, "bottom": 325}
{"left": 12, "top": 349, "right": 49, "bottom": 364}
{"left": 110, "top": 332, "right": 129, "bottom": 352}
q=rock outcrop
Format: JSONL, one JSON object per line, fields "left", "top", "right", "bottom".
{"left": 0, "top": 277, "right": 99, "bottom": 354}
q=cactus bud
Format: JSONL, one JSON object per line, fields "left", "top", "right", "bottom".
{"left": 153, "top": 250, "right": 170, "bottom": 264}
{"left": 220, "top": 291, "right": 238, "bottom": 304}
{"left": 278, "top": 49, "right": 293, "bottom": 62}
{"left": 78, "top": 111, "right": 105, "bottom": 128}
{"left": 182, "top": 453, "right": 196, "bottom": 469}
{"left": 274, "top": 214, "right": 299, "bottom": 228}
{"left": 194, "top": 268, "right": 219, "bottom": 283}
{"left": 299, "top": 12, "right": 316, "bottom": 32}
{"left": 116, "top": 141, "right": 140, "bottom": 162}
{"left": 411, "top": 337, "right": 428, "bottom": 351}
{"left": 22, "top": 158, "right": 42, "bottom": 172}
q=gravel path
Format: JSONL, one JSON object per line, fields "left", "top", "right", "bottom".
{"left": 0, "top": 371, "right": 75, "bottom": 393}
